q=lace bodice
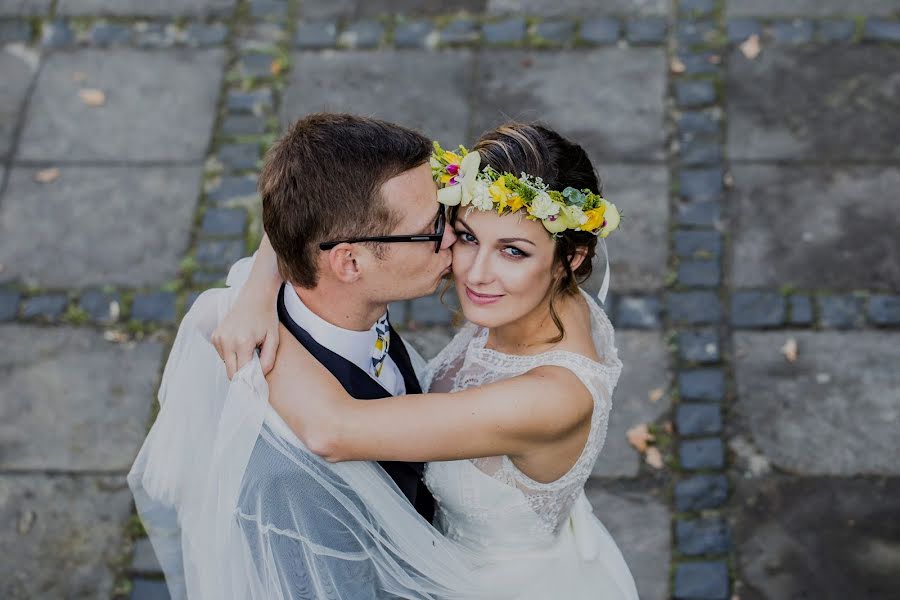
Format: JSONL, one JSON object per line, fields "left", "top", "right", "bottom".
{"left": 421, "top": 289, "right": 623, "bottom": 550}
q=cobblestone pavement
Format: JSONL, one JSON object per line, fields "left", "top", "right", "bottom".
{"left": 1, "top": 1, "right": 898, "bottom": 598}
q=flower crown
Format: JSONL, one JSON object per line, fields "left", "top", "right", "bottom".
{"left": 430, "top": 142, "right": 621, "bottom": 237}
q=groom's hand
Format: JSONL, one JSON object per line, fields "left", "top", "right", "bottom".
{"left": 211, "top": 291, "right": 280, "bottom": 379}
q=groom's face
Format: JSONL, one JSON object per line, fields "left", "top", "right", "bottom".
{"left": 364, "top": 163, "right": 456, "bottom": 303}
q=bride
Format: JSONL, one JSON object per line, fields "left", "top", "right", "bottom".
{"left": 130, "top": 121, "right": 637, "bottom": 599}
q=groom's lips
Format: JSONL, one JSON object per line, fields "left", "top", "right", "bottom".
{"left": 465, "top": 286, "right": 503, "bottom": 305}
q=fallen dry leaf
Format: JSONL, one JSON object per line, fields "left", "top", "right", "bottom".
{"left": 626, "top": 423, "right": 655, "bottom": 453}
{"left": 17, "top": 510, "right": 36, "bottom": 535}
{"left": 0, "top": 263, "right": 5, "bottom": 274}
{"left": 103, "top": 330, "right": 129, "bottom": 343}
{"left": 781, "top": 337, "right": 798, "bottom": 363}
{"left": 669, "top": 57, "right": 685, "bottom": 74}
{"left": 33, "top": 167, "right": 60, "bottom": 183}
{"left": 270, "top": 58, "right": 285, "bottom": 76}
{"left": 645, "top": 447, "right": 664, "bottom": 469}
{"left": 109, "top": 300, "right": 121, "bottom": 321}
{"left": 648, "top": 387, "right": 664, "bottom": 403}
{"left": 739, "top": 34, "right": 761, "bottom": 60}
{"left": 78, "top": 88, "right": 106, "bottom": 107}
{"left": 663, "top": 420, "right": 673, "bottom": 435}
{"left": 72, "top": 71, "right": 87, "bottom": 82}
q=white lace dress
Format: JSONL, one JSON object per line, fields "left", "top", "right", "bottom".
{"left": 421, "top": 289, "right": 639, "bottom": 600}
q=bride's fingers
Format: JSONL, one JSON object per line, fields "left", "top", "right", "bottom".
{"left": 225, "top": 350, "right": 238, "bottom": 379}
{"left": 258, "top": 329, "right": 279, "bottom": 375}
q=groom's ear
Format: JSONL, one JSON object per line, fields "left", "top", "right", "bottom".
{"left": 325, "top": 243, "right": 362, "bottom": 283}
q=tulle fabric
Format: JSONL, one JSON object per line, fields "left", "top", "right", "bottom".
{"left": 127, "top": 256, "right": 638, "bottom": 599}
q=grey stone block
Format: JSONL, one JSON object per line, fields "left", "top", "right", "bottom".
{"left": 868, "top": 295, "right": 900, "bottom": 326}
{"left": 0, "top": 326, "right": 163, "bottom": 470}
{"left": 680, "top": 437, "right": 725, "bottom": 470}
{"left": 362, "top": 0, "right": 486, "bottom": 16}
{"left": 579, "top": 18, "right": 619, "bottom": 44}
{"left": 296, "top": 0, "right": 354, "bottom": 19}
{"left": 675, "top": 230, "right": 721, "bottom": 258}
{"left": 677, "top": 260, "right": 720, "bottom": 288}
{"left": 592, "top": 331, "right": 671, "bottom": 478}
{"left": 675, "top": 474, "right": 729, "bottom": 511}
{"left": 772, "top": 19, "right": 815, "bottom": 44}
{"left": 21, "top": 294, "right": 67, "bottom": 321}
{"left": 0, "top": 0, "right": 52, "bottom": 16}
{"left": 132, "top": 291, "right": 177, "bottom": 323}
{"left": 615, "top": 295, "right": 661, "bottom": 329}
{"left": 130, "top": 577, "right": 172, "bottom": 599}
{"left": 676, "top": 404, "right": 722, "bottom": 436}
{"left": 728, "top": 47, "right": 900, "bottom": 161}
{"left": 472, "top": 48, "right": 667, "bottom": 161}
{"left": 677, "top": 110, "right": 719, "bottom": 139}
{"left": 0, "top": 166, "right": 201, "bottom": 288}
{"left": 221, "top": 114, "right": 267, "bottom": 136}
{"left": 88, "top": 23, "right": 132, "bottom": 46}
{"left": 134, "top": 23, "right": 178, "bottom": 49}
{"left": 626, "top": 17, "right": 667, "bottom": 44}
{"left": 399, "top": 325, "right": 454, "bottom": 360}
{"left": 679, "top": 368, "right": 724, "bottom": 401}
{"left": 185, "top": 291, "right": 202, "bottom": 312}
{"left": 534, "top": 19, "right": 575, "bottom": 45}
{"left": 667, "top": 291, "right": 721, "bottom": 325}
{"left": 727, "top": 18, "right": 761, "bottom": 42}
{"left": 196, "top": 239, "right": 246, "bottom": 269}
{"left": 191, "top": 270, "right": 227, "bottom": 286}
{"left": 250, "top": 0, "right": 287, "bottom": 19}
{"left": 339, "top": 20, "right": 384, "bottom": 48}
{"left": 56, "top": 0, "right": 236, "bottom": 17}
{"left": 679, "top": 168, "right": 722, "bottom": 202}
{"left": 393, "top": 20, "right": 434, "bottom": 48}
{"left": 0, "top": 474, "right": 136, "bottom": 598}
{"left": 130, "top": 538, "right": 163, "bottom": 576}
{"left": 185, "top": 22, "right": 228, "bottom": 46}
{"left": 19, "top": 48, "right": 225, "bottom": 162}
{"left": 294, "top": 21, "right": 337, "bottom": 49}
{"left": 818, "top": 295, "right": 864, "bottom": 329}
{"left": 0, "top": 288, "right": 20, "bottom": 321}
{"left": 409, "top": 292, "right": 458, "bottom": 325}
{"left": 675, "top": 80, "right": 716, "bottom": 108}
{"left": 731, "top": 291, "right": 786, "bottom": 328}
{"left": 864, "top": 19, "right": 900, "bottom": 42}
{"left": 681, "top": 139, "right": 721, "bottom": 167}
{"left": 677, "top": 19, "right": 715, "bottom": 44}
{"left": 677, "top": 52, "right": 721, "bottom": 75}
{"left": 236, "top": 21, "right": 285, "bottom": 51}
{"left": 679, "top": 0, "right": 715, "bottom": 16}
{"left": 441, "top": 18, "right": 479, "bottom": 45}
{"left": 235, "top": 53, "right": 277, "bottom": 79}
{"left": 674, "top": 561, "right": 729, "bottom": 600}
{"left": 727, "top": 0, "right": 899, "bottom": 17}
{"left": 788, "top": 295, "right": 813, "bottom": 325}
{"left": 734, "top": 331, "right": 900, "bottom": 475}
{"left": 283, "top": 50, "right": 474, "bottom": 149}
{"left": 206, "top": 175, "right": 259, "bottom": 205}
{"left": 0, "top": 18, "right": 30, "bottom": 43}
{"left": 676, "top": 518, "right": 730, "bottom": 556}
{"left": 487, "top": 0, "right": 669, "bottom": 16}
{"left": 226, "top": 88, "right": 273, "bottom": 115}
{"left": 678, "top": 329, "right": 720, "bottom": 363}
{"left": 201, "top": 208, "right": 248, "bottom": 237}
{"left": 817, "top": 20, "right": 855, "bottom": 42}
{"left": 40, "top": 20, "right": 73, "bottom": 47}
{"left": 676, "top": 201, "right": 720, "bottom": 227}
{"left": 218, "top": 142, "right": 260, "bottom": 170}
{"left": 79, "top": 289, "right": 121, "bottom": 323}
{"left": 483, "top": 17, "right": 526, "bottom": 44}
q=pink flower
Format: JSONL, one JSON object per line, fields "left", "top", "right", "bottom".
{"left": 448, "top": 176, "right": 459, "bottom": 186}
{"left": 446, "top": 164, "right": 460, "bottom": 176}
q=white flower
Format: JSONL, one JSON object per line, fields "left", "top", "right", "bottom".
{"left": 437, "top": 151, "right": 481, "bottom": 207}
{"left": 560, "top": 204, "right": 588, "bottom": 228}
{"left": 469, "top": 179, "right": 494, "bottom": 211}
{"left": 528, "top": 191, "right": 560, "bottom": 220}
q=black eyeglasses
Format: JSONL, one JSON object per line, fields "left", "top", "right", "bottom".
{"left": 319, "top": 205, "right": 446, "bottom": 254}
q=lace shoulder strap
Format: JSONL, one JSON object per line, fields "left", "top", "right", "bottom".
{"left": 421, "top": 321, "right": 480, "bottom": 392}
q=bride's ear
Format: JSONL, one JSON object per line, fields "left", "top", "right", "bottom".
{"left": 568, "top": 247, "right": 589, "bottom": 272}
{"left": 326, "top": 243, "right": 362, "bottom": 283}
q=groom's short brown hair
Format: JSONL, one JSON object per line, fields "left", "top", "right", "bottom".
{"left": 260, "top": 113, "right": 432, "bottom": 287}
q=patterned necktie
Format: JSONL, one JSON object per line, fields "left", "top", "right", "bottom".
{"left": 371, "top": 315, "right": 391, "bottom": 378}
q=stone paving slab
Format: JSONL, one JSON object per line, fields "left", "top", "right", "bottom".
{"left": 17, "top": 48, "right": 225, "bottom": 163}
{"left": 583, "top": 164, "right": 669, "bottom": 293}
{"left": 0, "top": 47, "right": 38, "bottom": 160}
{"left": 730, "top": 165, "right": 900, "bottom": 291}
{"left": 56, "top": 0, "right": 236, "bottom": 17}
{"left": 0, "top": 165, "right": 203, "bottom": 288}
{"left": 0, "top": 0, "right": 51, "bottom": 16}
{"left": 732, "top": 476, "right": 900, "bottom": 600}
{"left": 487, "top": 0, "right": 669, "bottom": 16}
{"left": 282, "top": 50, "right": 474, "bottom": 149}
{"left": 593, "top": 331, "right": 670, "bottom": 478}
{"left": 727, "top": 46, "right": 900, "bottom": 162}
{"left": 585, "top": 482, "right": 671, "bottom": 600}
{"left": 0, "top": 325, "right": 163, "bottom": 471}
{"left": 727, "top": 0, "right": 900, "bottom": 17}
{"left": 472, "top": 48, "right": 667, "bottom": 162}
{"left": 0, "top": 474, "right": 134, "bottom": 599}
{"left": 733, "top": 331, "right": 900, "bottom": 476}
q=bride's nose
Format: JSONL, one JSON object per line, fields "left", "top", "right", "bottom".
{"left": 466, "top": 247, "right": 494, "bottom": 285}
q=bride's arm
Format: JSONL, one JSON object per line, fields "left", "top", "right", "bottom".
{"left": 268, "top": 324, "right": 593, "bottom": 464}
{"left": 211, "top": 233, "right": 283, "bottom": 378}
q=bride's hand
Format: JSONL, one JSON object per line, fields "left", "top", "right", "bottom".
{"left": 212, "top": 284, "right": 280, "bottom": 378}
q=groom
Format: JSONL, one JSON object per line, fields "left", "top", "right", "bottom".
{"left": 227, "top": 113, "right": 456, "bottom": 594}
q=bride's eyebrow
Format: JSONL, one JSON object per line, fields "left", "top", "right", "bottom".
{"left": 456, "top": 217, "right": 535, "bottom": 246}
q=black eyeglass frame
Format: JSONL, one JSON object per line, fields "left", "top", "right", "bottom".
{"left": 318, "top": 205, "right": 446, "bottom": 254}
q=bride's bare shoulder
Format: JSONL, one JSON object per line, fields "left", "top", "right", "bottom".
{"left": 552, "top": 293, "right": 601, "bottom": 362}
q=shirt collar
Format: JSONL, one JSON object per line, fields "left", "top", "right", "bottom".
{"left": 283, "top": 284, "right": 385, "bottom": 373}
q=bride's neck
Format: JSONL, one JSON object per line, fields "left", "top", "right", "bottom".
{"left": 485, "top": 292, "right": 570, "bottom": 355}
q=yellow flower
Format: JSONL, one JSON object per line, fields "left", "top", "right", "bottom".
{"left": 581, "top": 206, "right": 607, "bottom": 232}
{"left": 443, "top": 151, "right": 462, "bottom": 164}
{"left": 506, "top": 195, "right": 525, "bottom": 213}
{"left": 489, "top": 179, "right": 511, "bottom": 213}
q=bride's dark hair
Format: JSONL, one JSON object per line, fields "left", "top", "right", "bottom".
{"left": 468, "top": 122, "right": 604, "bottom": 343}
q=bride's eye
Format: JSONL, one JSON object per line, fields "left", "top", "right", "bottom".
{"left": 502, "top": 246, "right": 528, "bottom": 258}
{"left": 456, "top": 231, "right": 477, "bottom": 244}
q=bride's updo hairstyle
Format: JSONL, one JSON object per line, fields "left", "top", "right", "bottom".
{"left": 468, "top": 123, "right": 603, "bottom": 342}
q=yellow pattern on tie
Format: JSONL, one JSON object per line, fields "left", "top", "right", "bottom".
{"left": 371, "top": 315, "right": 390, "bottom": 378}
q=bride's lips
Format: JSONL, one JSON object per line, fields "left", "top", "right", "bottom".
{"left": 465, "top": 286, "right": 504, "bottom": 305}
